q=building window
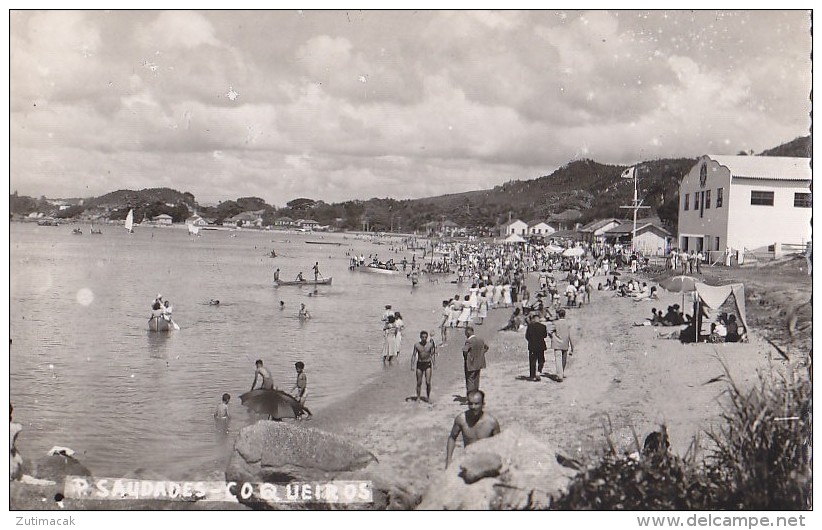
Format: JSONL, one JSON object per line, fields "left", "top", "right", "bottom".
{"left": 716, "top": 188, "right": 723, "bottom": 208}
{"left": 794, "top": 192, "right": 812, "bottom": 208}
{"left": 684, "top": 193, "right": 689, "bottom": 211}
{"left": 694, "top": 192, "right": 700, "bottom": 210}
{"left": 705, "top": 190, "right": 711, "bottom": 209}
{"left": 750, "top": 191, "right": 774, "bottom": 206}
{"left": 715, "top": 237, "right": 720, "bottom": 251}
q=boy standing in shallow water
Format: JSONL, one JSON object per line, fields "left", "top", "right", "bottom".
{"left": 214, "top": 393, "right": 230, "bottom": 419}
{"left": 291, "top": 362, "right": 312, "bottom": 419}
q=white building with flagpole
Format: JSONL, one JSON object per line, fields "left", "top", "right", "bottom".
{"left": 677, "top": 155, "right": 811, "bottom": 258}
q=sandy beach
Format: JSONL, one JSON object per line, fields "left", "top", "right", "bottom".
{"left": 311, "top": 268, "right": 795, "bottom": 504}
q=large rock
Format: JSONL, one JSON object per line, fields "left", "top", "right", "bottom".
{"left": 417, "top": 425, "right": 578, "bottom": 510}
{"left": 227, "top": 421, "right": 378, "bottom": 483}
{"left": 34, "top": 453, "right": 93, "bottom": 483}
{"left": 225, "top": 421, "right": 383, "bottom": 509}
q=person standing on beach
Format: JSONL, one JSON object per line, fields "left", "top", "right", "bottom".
{"left": 439, "top": 300, "right": 450, "bottom": 345}
{"left": 525, "top": 313, "right": 548, "bottom": 381}
{"left": 251, "top": 360, "right": 276, "bottom": 390}
{"left": 410, "top": 330, "right": 437, "bottom": 402}
{"left": 445, "top": 390, "right": 500, "bottom": 468}
{"left": 549, "top": 309, "right": 573, "bottom": 382}
{"left": 462, "top": 326, "right": 488, "bottom": 397}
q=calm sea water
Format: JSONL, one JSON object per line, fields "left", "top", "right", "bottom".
{"left": 9, "top": 223, "right": 455, "bottom": 479}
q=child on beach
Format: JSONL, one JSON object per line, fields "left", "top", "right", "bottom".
{"left": 290, "top": 362, "right": 312, "bottom": 419}
{"left": 214, "top": 393, "right": 230, "bottom": 419}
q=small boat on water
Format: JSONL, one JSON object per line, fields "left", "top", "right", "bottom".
{"left": 125, "top": 209, "right": 134, "bottom": 233}
{"left": 305, "top": 241, "right": 342, "bottom": 246}
{"left": 148, "top": 315, "right": 173, "bottom": 332}
{"left": 355, "top": 263, "right": 403, "bottom": 275}
{"left": 273, "top": 277, "right": 333, "bottom": 287}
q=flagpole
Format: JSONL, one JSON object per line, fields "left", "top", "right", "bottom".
{"left": 632, "top": 171, "right": 638, "bottom": 253}
{"left": 620, "top": 166, "right": 649, "bottom": 254}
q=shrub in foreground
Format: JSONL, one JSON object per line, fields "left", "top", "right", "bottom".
{"left": 551, "top": 368, "right": 811, "bottom": 510}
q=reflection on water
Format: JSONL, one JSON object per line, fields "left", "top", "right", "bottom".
{"left": 10, "top": 225, "right": 454, "bottom": 478}
{"left": 146, "top": 330, "right": 173, "bottom": 359}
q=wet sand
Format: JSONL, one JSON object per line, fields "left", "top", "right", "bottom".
{"left": 311, "top": 271, "right": 781, "bottom": 501}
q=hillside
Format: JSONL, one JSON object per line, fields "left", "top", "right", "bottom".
{"left": 11, "top": 136, "right": 810, "bottom": 233}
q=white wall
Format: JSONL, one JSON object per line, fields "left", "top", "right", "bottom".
{"left": 678, "top": 157, "right": 731, "bottom": 251}
{"left": 726, "top": 178, "right": 812, "bottom": 250}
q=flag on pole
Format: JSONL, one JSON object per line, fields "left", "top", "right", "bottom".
{"left": 620, "top": 166, "right": 636, "bottom": 179}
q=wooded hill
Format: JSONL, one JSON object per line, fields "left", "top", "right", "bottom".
{"left": 11, "top": 136, "right": 810, "bottom": 233}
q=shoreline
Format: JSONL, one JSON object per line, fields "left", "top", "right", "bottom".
{"left": 308, "top": 270, "right": 789, "bottom": 504}
{"left": 10, "top": 262, "right": 804, "bottom": 509}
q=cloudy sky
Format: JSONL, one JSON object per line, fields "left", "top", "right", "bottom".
{"left": 8, "top": 10, "right": 812, "bottom": 206}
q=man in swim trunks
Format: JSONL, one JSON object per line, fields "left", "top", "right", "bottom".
{"left": 445, "top": 390, "right": 500, "bottom": 468}
{"left": 251, "top": 359, "right": 276, "bottom": 391}
{"left": 410, "top": 330, "right": 437, "bottom": 402}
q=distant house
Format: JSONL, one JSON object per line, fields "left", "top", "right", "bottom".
{"left": 296, "top": 219, "right": 320, "bottom": 230}
{"left": 441, "top": 220, "right": 460, "bottom": 236}
{"left": 186, "top": 214, "right": 208, "bottom": 227}
{"left": 579, "top": 218, "right": 622, "bottom": 245}
{"left": 549, "top": 209, "right": 582, "bottom": 231}
{"left": 603, "top": 218, "right": 672, "bottom": 255}
{"left": 153, "top": 214, "right": 173, "bottom": 225}
{"left": 227, "top": 210, "right": 264, "bottom": 228}
{"left": 274, "top": 216, "right": 293, "bottom": 227}
{"left": 500, "top": 219, "right": 528, "bottom": 236}
{"left": 527, "top": 220, "right": 555, "bottom": 236}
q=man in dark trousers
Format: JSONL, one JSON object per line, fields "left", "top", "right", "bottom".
{"left": 525, "top": 312, "right": 548, "bottom": 381}
{"left": 462, "top": 325, "right": 488, "bottom": 398}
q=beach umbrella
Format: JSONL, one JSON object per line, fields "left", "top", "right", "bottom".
{"left": 562, "top": 247, "right": 584, "bottom": 257}
{"left": 546, "top": 244, "right": 564, "bottom": 254}
{"left": 659, "top": 275, "right": 699, "bottom": 293}
{"left": 240, "top": 389, "right": 311, "bottom": 420}
{"left": 659, "top": 275, "right": 700, "bottom": 322}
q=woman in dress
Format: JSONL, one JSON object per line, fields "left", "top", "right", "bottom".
{"left": 393, "top": 312, "right": 405, "bottom": 357}
{"left": 502, "top": 281, "right": 513, "bottom": 308}
{"left": 458, "top": 295, "right": 472, "bottom": 327}
{"left": 476, "top": 292, "right": 488, "bottom": 325}
{"left": 382, "top": 315, "right": 397, "bottom": 364}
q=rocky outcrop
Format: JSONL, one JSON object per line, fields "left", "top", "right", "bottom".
{"left": 226, "top": 421, "right": 379, "bottom": 484}
{"left": 225, "top": 421, "right": 391, "bottom": 509}
{"left": 417, "top": 425, "right": 578, "bottom": 510}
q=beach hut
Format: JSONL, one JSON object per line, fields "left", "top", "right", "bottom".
{"left": 694, "top": 282, "right": 748, "bottom": 342}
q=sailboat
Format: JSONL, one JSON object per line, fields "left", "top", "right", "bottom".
{"left": 125, "top": 209, "right": 134, "bottom": 233}
{"left": 187, "top": 223, "right": 200, "bottom": 236}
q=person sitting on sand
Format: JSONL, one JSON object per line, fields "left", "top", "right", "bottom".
{"left": 725, "top": 314, "right": 742, "bottom": 342}
{"left": 445, "top": 390, "right": 500, "bottom": 468}
{"left": 501, "top": 307, "right": 524, "bottom": 331}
